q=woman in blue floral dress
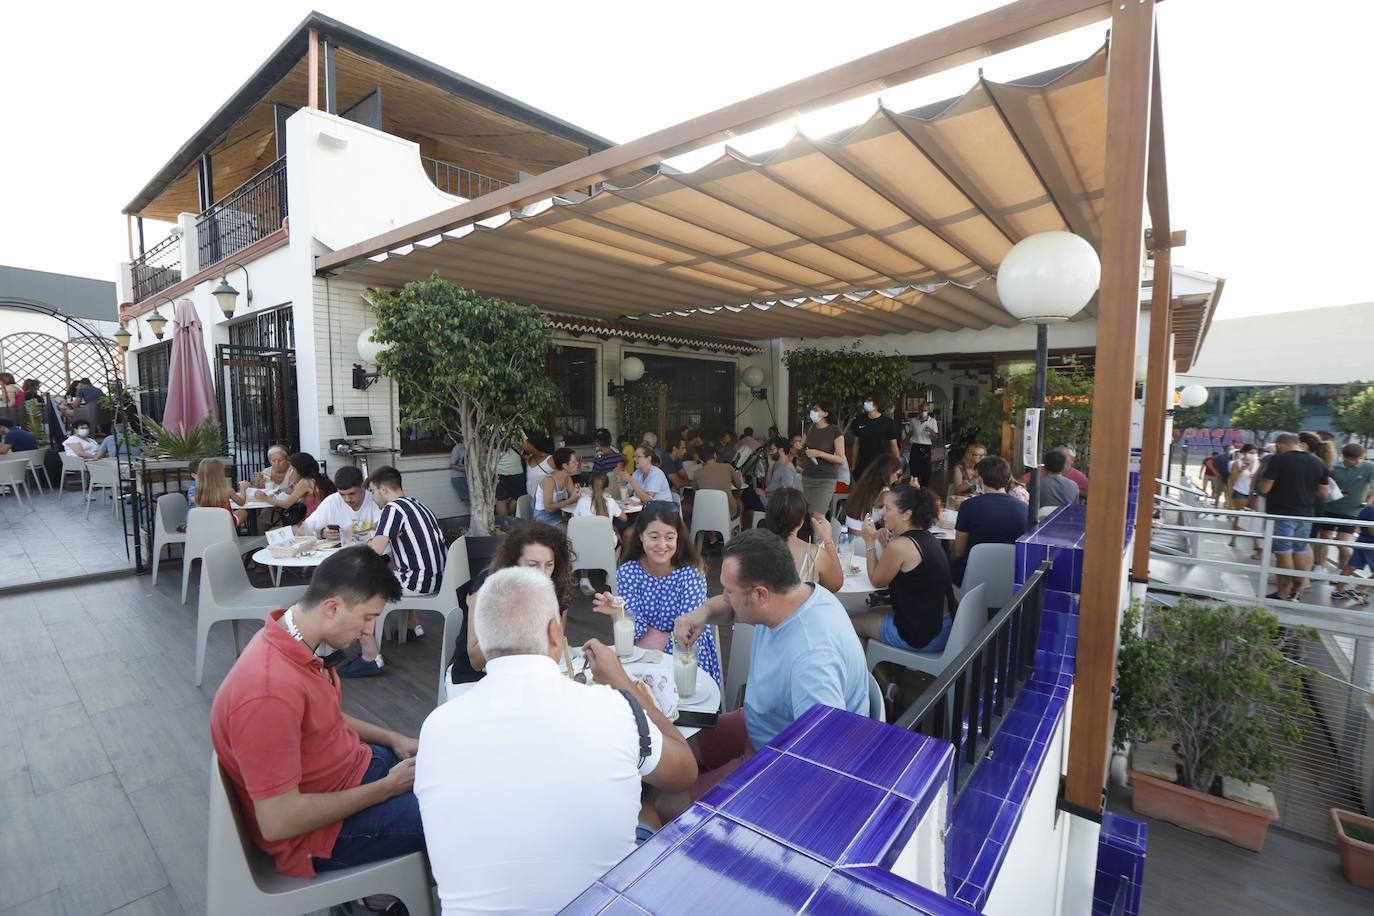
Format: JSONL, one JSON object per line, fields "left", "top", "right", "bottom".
{"left": 594, "top": 504, "right": 721, "bottom": 684}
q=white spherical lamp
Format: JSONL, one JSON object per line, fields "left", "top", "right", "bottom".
{"left": 741, "top": 366, "right": 766, "bottom": 388}
{"left": 621, "top": 356, "right": 646, "bottom": 382}
{"left": 996, "top": 230, "right": 1101, "bottom": 323}
{"left": 1178, "top": 384, "right": 1209, "bottom": 409}
{"left": 357, "top": 326, "right": 387, "bottom": 364}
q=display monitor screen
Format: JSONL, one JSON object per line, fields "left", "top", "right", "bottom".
{"left": 343, "top": 416, "right": 373, "bottom": 437}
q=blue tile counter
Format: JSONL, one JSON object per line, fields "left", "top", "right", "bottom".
{"left": 1092, "top": 813, "right": 1147, "bottom": 916}
{"left": 561, "top": 706, "right": 978, "bottom": 915}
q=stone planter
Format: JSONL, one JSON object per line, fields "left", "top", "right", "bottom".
{"left": 1332, "top": 808, "right": 1374, "bottom": 890}
{"left": 1129, "top": 769, "right": 1276, "bottom": 851}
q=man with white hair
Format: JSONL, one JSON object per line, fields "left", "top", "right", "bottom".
{"left": 415, "top": 567, "right": 697, "bottom": 915}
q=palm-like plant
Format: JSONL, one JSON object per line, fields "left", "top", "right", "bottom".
{"left": 141, "top": 416, "right": 223, "bottom": 459}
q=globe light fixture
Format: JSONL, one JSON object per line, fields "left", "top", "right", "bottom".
{"left": 146, "top": 308, "right": 169, "bottom": 340}
{"left": 211, "top": 262, "right": 253, "bottom": 320}
{"left": 1178, "top": 384, "right": 1209, "bottom": 409}
{"left": 608, "top": 355, "right": 646, "bottom": 397}
{"left": 741, "top": 366, "right": 765, "bottom": 388}
{"left": 996, "top": 230, "right": 1101, "bottom": 526}
{"left": 113, "top": 324, "right": 132, "bottom": 350}
{"left": 353, "top": 326, "right": 389, "bottom": 390}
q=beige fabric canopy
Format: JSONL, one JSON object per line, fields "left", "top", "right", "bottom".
{"left": 336, "top": 47, "right": 1111, "bottom": 339}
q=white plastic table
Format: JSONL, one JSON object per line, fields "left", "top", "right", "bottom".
{"left": 251, "top": 543, "right": 345, "bottom": 586}
{"left": 568, "top": 649, "right": 721, "bottom": 739}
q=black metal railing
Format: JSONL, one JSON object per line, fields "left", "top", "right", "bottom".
{"left": 896, "top": 563, "right": 1052, "bottom": 798}
{"left": 131, "top": 231, "right": 182, "bottom": 302}
{"left": 420, "top": 156, "right": 511, "bottom": 199}
{"left": 197, "top": 157, "right": 288, "bottom": 269}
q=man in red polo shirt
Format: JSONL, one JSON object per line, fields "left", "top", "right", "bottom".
{"left": 210, "top": 546, "right": 422, "bottom": 878}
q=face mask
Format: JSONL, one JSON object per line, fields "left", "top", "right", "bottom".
{"left": 863, "top": 401, "right": 875, "bottom": 413}
{"left": 808, "top": 410, "right": 821, "bottom": 423}
{"left": 77, "top": 428, "right": 90, "bottom": 438}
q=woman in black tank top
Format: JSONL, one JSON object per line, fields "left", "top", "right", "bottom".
{"left": 850, "top": 485, "right": 956, "bottom": 652}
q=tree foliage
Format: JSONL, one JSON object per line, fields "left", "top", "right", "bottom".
{"left": 1228, "top": 387, "right": 1305, "bottom": 444}
{"left": 956, "top": 363, "right": 1095, "bottom": 470}
{"left": 1114, "top": 600, "right": 1311, "bottom": 794}
{"left": 1170, "top": 404, "right": 1209, "bottom": 431}
{"left": 1333, "top": 385, "right": 1374, "bottom": 445}
{"left": 366, "top": 274, "right": 555, "bottom": 535}
{"left": 782, "top": 344, "right": 910, "bottom": 434}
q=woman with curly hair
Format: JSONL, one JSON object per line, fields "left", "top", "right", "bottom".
{"left": 447, "top": 522, "right": 577, "bottom": 697}
{"left": 852, "top": 485, "right": 956, "bottom": 655}
{"left": 592, "top": 503, "right": 720, "bottom": 684}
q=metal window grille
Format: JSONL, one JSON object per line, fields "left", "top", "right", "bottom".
{"left": 228, "top": 306, "right": 294, "bottom": 350}
{"left": 215, "top": 344, "right": 299, "bottom": 475}
{"left": 130, "top": 231, "right": 182, "bottom": 302}
{"left": 136, "top": 342, "right": 173, "bottom": 422}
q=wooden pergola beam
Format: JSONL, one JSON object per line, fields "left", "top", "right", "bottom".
{"left": 316, "top": 0, "right": 1112, "bottom": 275}
{"left": 1132, "top": 246, "right": 1172, "bottom": 581}
{"left": 1064, "top": 0, "right": 1157, "bottom": 813}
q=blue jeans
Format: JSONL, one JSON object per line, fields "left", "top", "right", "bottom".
{"left": 312, "top": 745, "right": 424, "bottom": 872}
{"left": 1271, "top": 518, "right": 1312, "bottom": 555}
{"left": 450, "top": 476, "right": 469, "bottom": 506}
{"left": 880, "top": 613, "right": 952, "bottom": 654}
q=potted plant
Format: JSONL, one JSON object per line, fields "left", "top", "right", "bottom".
{"left": 1114, "top": 599, "right": 1311, "bottom": 851}
{"left": 1333, "top": 808, "right": 1374, "bottom": 889}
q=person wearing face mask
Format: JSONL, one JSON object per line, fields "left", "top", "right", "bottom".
{"left": 849, "top": 395, "right": 900, "bottom": 480}
{"left": 906, "top": 403, "right": 940, "bottom": 488}
{"left": 63, "top": 421, "right": 102, "bottom": 459}
{"left": 800, "top": 402, "right": 846, "bottom": 515}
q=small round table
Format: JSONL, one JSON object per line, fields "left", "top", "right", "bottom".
{"left": 251, "top": 543, "right": 344, "bottom": 586}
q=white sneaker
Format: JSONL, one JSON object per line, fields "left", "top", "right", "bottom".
{"left": 579, "top": 577, "right": 595, "bottom": 596}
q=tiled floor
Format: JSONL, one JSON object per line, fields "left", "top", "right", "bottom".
{"left": 0, "top": 480, "right": 133, "bottom": 589}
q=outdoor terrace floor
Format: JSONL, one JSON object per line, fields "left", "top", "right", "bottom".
{"left": 0, "top": 555, "right": 1368, "bottom": 914}
{"left": 0, "top": 480, "right": 133, "bottom": 590}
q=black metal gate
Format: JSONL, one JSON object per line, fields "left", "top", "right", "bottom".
{"left": 216, "top": 344, "right": 299, "bottom": 474}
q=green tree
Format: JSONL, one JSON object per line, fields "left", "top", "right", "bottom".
{"left": 366, "top": 274, "right": 555, "bottom": 535}
{"left": 1171, "top": 404, "right": 1209, "bottom": 431}
{"left": 782, "top": 344, "right": 910, "bottom": 435}
{"left": 1228, "top": 387, "right": 1305, "bottom": 444}
{"left": 1114, "top": 600, "right": 1311, "bottom": 794}
{"left": 1333, "top": 385, "right": 1374, "bottom": 446}
{"left": 956, "top": 363, "right": 1095, "bottom": 470}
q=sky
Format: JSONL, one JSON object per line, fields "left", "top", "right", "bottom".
{"left": 3, "top": 0, "right": 1371, "bottom": 321}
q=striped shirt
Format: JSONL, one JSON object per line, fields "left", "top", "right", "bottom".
{"left": 377, "top": 496, "right": 446, "bottom": 594}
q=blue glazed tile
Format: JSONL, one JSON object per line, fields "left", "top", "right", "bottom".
{"left": 559, "top": 881, "right": 619, "bottom": 915}
{"left": 786, "top": 709, "right": 934, "bottom": 789}
{"left": 944, "top": 823, "right": 991, "bottom": 875}
{"left": 999, "top": 709, "right": 1057, "bottom": 746}
{"left": 986, "top": 731, "right": 1039, "bottom": 774}
{"left": 699, "top": 748, "right": 782, "bottom": 810}
{"left": 1015, "top": 541, "right": 1028, "bottom": 585}
{"left": 966, "top": 833, "right": 1005, "bottom": 891}
{"left": 951, "top": 877, "right": 987, "bottom": 910}
{"left": 964, "top": 757, "right": 1033, "bottom": 805}
{"left": 767, "top": 704, "right": 833, "bottom": 751}
{"left": 621, "top": 815, "right": 831, "bottom": 915}
{"left": 719, "top": 754, "right": 889, "bottom": 864}
{"left": 602, "top": 806, "right": 710, "bottom": 892}
{"left": 892, "top": 740, "right": 954, "bottom": 804}
{"left": 598, "top": 897, "right": 653, "bottom": 915}
{"left": 1101, "top": 812, "right": 1148, "bottom": 849}
{"left": 835, "top": 866, "right": 983, "bottom": 915}
{"left": 1042, "top": 589, "right": 1075, "bottom": 612}
{"left": 838, "top": 792, "right": 916, "bottom": 867}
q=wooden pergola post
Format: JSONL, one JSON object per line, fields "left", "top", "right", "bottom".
{"left": 1130, "top": 247, "right": 1172, "bottom": 580}
{"left": 308, "top": 28, "right": 319, "bottom": 110}
{"left": 1064, "top": 0, "right": 1157, "bottom": 812}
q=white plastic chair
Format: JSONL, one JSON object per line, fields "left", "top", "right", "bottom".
{"left": 0, "top": 458, "right": 32, "bottom": 508}
{"left": 84, "top": 459, "right": 120, "bottom": 519}
{"left": 207, "top": 753, "right": 435, "bottom": 916}
{"left": 515, "top": 494, "right": 532, "bottom": 521}
{"left": 58, "top": 452, "right": 88, "bottom": 498}
{"left": 723, "top": 620, "right": 755, "bottom": 713}
{"left": 954, "top": 543, "right": 1016, "bottom": 612}
{"left": 868, "top": 672, "right": 885, "bottom": 721}
{"left": 865, "top": 584, "right": 986, "bottom": 680}
{"left": 22, "top": 452, "right": 47, "bottom": 494}
{"left": 183, "top": 507, "right": 266, "bottom": 604}
{"left": 195, "top": 542, "right": 308, "bottom": 686}
{"left": 376, "top": 537, "right": 471, "bottom": 647}
{"left": 437, "top": 603, "right": 469, "bottom": 705}
{"left": 689, "top": 489, "right": 740, "bottom": 549}
{"left": 568, "top": 515, "right": 619, "bottom": 593}
{"left": 1037, "top": 504, "right": 1059, "bottom": 521}
{"left": 151, "top": 492, "right": 189, "bottom": 586}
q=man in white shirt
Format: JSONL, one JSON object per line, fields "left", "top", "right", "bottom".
{"left": 906, "top": 404, "right": 940, "bottom": 487}
{"left": 295, "top": 466, "right": 381, "bottom": 537}
{"left": 415, "top": 567, "right": 697, "bottom": 915}
{"left": 63, "top": 422, "right": 101, "bottom": 459}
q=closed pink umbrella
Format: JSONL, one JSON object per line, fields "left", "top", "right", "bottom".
{"left": 161, "top": 299, "right": 219, "bottom": 432}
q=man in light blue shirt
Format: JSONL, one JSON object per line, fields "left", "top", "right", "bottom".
{"left": 674, "top": 529, "right": 868, "bottom": 796}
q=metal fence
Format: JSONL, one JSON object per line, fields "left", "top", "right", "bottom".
{"left": 196, "top": 157, "right": 287, "bottom": 269}
{"left": 420, "top": 156, "right": 511, "bottom": 200}
{"left": 215, "top": 344, "right": 298, "bottom": 478}
{"left": 131, "top": 231, "right": 182, "bottom": 302}
{"left": 896, "top": 563, "right": 1051, "bottom": 798}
